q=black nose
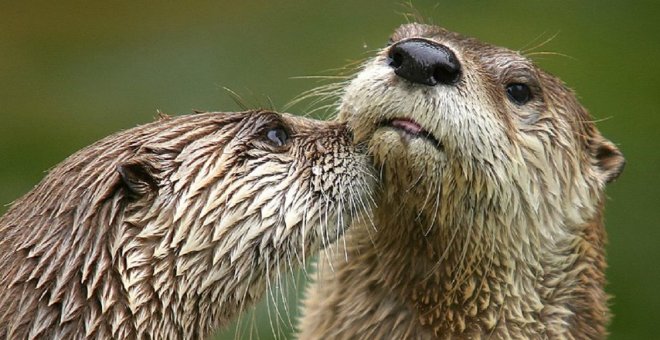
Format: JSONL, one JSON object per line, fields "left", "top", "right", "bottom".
{"left": 387, "top": 39, "right": 461, "bottom": 86}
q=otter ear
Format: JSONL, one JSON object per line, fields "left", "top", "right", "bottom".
{"left": 116, "top": 157, "right": 160, "bottom": 197}
{"left": 592, "top": 136, "right": 625, "bottom": 184}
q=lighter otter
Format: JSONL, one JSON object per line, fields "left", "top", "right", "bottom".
{"left": 0, "top": 110, "right": 374, "bottom": 339}
{"left": 300, "top": 24, "right": 624, "bottom": 339}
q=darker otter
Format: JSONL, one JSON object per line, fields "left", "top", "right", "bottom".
{"left": 300, "top": 24, "right": 624, "bottom": 339}
{"left": 0, "top": 110, "right": 374, "bottom": 339}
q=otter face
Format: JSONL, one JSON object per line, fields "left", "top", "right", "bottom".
{"left": 340, "top": 23, "right": 624, "bottom": 222}
{"left": 171, "top": 111, "right": 374, "bottom": 252}
{"left": 113, "top": 111, "right": 375, "bottom": 336}
{"left": 120, "top": 111, "right": 373, "bottom": 254}
{"left": 119, "top": 110, "right": 375, "bottom": 284}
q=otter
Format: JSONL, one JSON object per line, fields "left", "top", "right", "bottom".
{"left": 299, "top": 23, "right": 624, "bottom": 339}
{"left": 0, "top": 110, "right": 375, "bottom": 339}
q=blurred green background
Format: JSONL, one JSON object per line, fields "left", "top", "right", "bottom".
{"left": 0, "top": 1, "right": 657, "bottom": 338}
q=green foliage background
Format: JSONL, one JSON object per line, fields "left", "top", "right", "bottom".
{"left": 0, "top": 1, "right": 657, "bottom": 338}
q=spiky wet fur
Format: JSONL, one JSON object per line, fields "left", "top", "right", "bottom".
{"left": 0, "top": 110, "right": 375, "bottom": 339}
{"left": 300, "top": 24, "right": 624, "bottom": 339}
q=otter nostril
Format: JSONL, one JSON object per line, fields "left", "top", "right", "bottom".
{"left": 388, "top": 51, "right": 404, "bottom": 68}
{"left": 387, "top": 39, "right": 461, "bottom": 86}
{"left": 433, "top": 64, "right": 460, "bottom": 85}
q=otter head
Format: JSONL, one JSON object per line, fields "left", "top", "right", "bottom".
{"left": 118, "top": 111, "right": 371, "bottom": 251}
{"left": 337, "top": 23, "right": 624, "bottom": 336}
{"left": 112, "top": 110, "right": 374, "bottom": 337}
{"left": 341, "top": 23, "right": 624, "bottom": 228}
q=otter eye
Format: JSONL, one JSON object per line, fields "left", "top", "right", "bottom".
{"left": 266, "top": 127, "right": 288, "bottom": 146}
{"left": 506, "top": 83, "right": 532, "bottom": 105}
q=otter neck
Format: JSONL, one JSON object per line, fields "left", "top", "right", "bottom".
{"left": 366, "top": 195, "right": 608, "bottom": 337}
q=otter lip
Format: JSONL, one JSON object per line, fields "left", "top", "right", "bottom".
{"left": 381, "top": 118, "right": 443, "bottom": 150}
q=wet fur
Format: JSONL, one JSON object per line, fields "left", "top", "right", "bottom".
{"left": 0, "top": 110, "right": 374, "bottom": 339}
{"left": 300, "top": 24, "right": 624, "bottom": 339}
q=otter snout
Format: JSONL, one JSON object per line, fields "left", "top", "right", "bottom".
{"left": 387, "top": 39, "right": 461, "bottom": 86}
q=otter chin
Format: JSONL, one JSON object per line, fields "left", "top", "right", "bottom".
{"left": 0, "top": 110, "right": 375, "bottom": 339}
{"left": 300, "top": 23, "right": 624, "bottom": 339}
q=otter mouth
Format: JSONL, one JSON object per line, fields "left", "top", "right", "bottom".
{"left": 380, "top": 118, "right": 443, "bottom": 150}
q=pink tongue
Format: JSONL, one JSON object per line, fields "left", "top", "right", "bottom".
{"left": 390, "top": 119, "right": 423, "bottom": 134}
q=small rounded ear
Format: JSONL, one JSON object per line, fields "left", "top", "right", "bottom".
{"left": 116, "top": 157, "right": 160, "bottom": 197}
{"left": 593, "top": 137, "right": 625, "bottom": 184}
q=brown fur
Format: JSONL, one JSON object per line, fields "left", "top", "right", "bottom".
{"left": 300, "top": 24, "right": 624, "bottom": 339}
{"left": 0, "top": 110, "right": 375, "bottom": 339}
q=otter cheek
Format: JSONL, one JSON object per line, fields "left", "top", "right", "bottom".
{"left": 338, "top": 106, "right": 375, "bottom": 145}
